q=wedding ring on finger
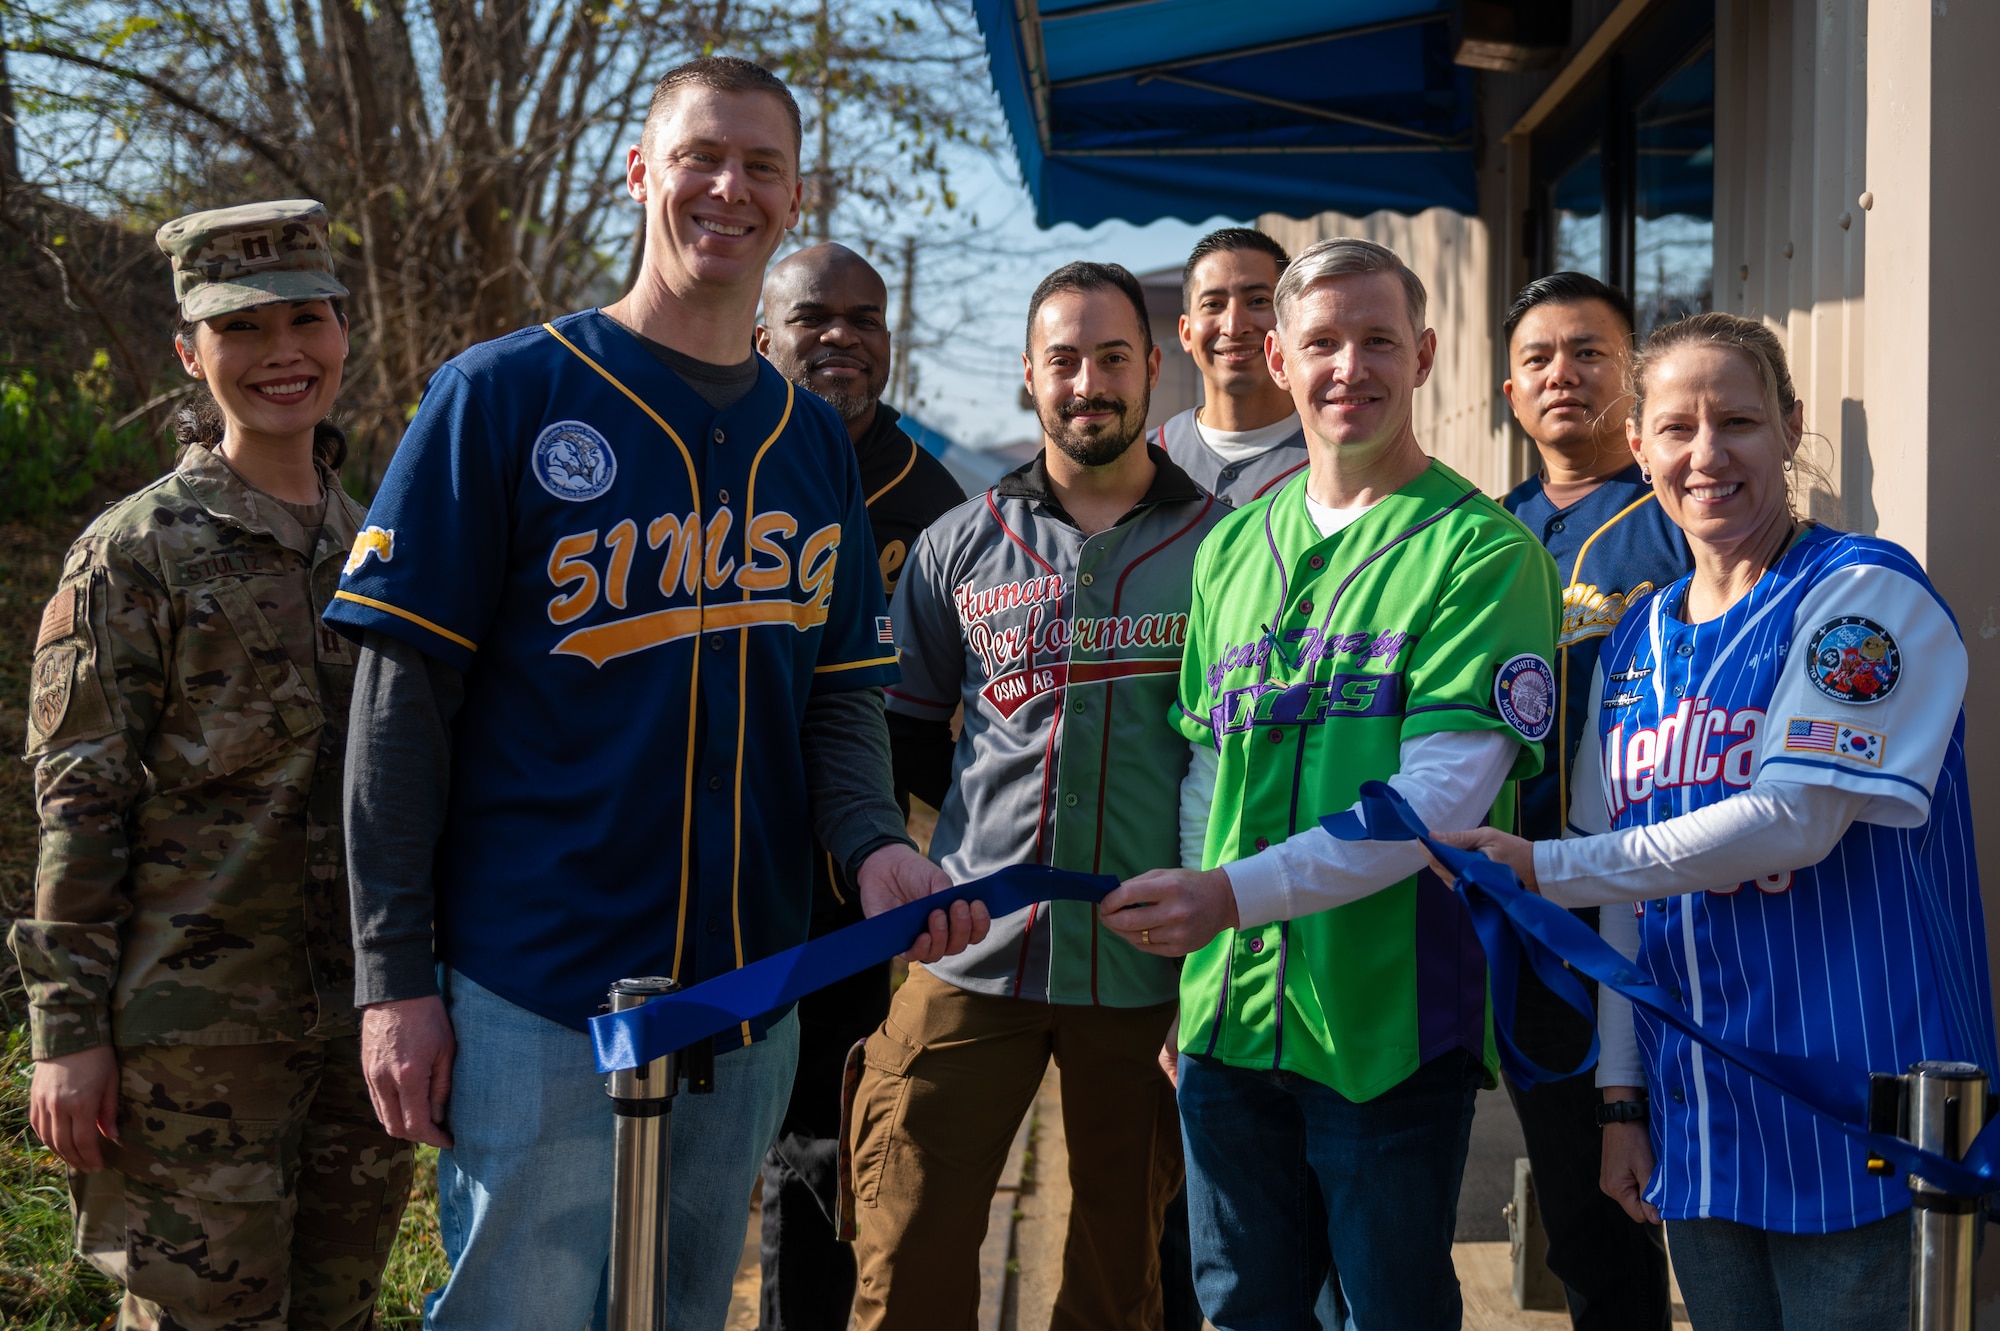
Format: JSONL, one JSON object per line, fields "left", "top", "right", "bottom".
{"left": 1142, "top": 929, "right": 1152, "bottom": 946}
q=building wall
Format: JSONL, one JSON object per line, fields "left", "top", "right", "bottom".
{"left": 1138, "top": 266, "right": 1202, "bottom": 433}
{"left": 1257, "top": 208, "right": 1515, "bottom": 497}
{"left": 1863, "top": 0, "right": 2000, "bottom": 1142}
{"left": 1713, "top": 0, "right": 1872, "bottom": 532}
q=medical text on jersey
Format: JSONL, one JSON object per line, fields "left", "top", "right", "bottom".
{"left": 1601, "top": 697, "right": 1765, "bottom": 817}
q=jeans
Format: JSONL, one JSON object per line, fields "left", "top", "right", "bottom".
{"left": 425, "top": 969, "right": 799, "bottom": 1331}
{"left": 1178, "top": 1048, "right": 1480, "bottom": 1331}
{"left": 1667, "top": 1213, "right": 1909, "bottom": 1331}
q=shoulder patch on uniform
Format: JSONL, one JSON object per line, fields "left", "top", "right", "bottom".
{"left": 30, "top": 645, "right": 75, "bottom": 738}
{"left": 1495, "top": 653, "right": 1555, "bottom": 742}
{"left": 532, "top": 420, "right": 617, "bottom": 502}
{"left": 1805, "top": 615, "right": 1899, "bottom": 704}
{"left": 35, "top": 587, "right": 76, "bottom": 649}
{"left": 344, "top": 525, "right": 395, "bottom": 575}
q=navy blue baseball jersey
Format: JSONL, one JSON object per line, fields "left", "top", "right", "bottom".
{"left": 1505, "top": 465, "right": 1690, "bottom": 841}
{"left": 1575, "top": 524, "right": 1994, "bottom": 1231}
{"left": 324, "top": 310, "right": 897, "bottom": 1033}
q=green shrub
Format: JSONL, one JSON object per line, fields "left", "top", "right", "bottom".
{"left": 0, "top": 352, "right": 159, "bottom": 522}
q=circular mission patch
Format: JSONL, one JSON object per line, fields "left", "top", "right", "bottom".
{"left": 1495, "top": 653, "right": 1555, "bottom": 742}
{"left": 1806, "top": 615, "right": 1901, "bottom": 703}
{"left": 532, "top": 420, "right": 618, "bottom": 502}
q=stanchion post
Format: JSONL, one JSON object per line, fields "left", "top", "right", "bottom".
{"left": 1908, "top": 1060, "right": 1986, "bottom": 1331}
{"left": 606, "top": 978, "right": 681, "bottom": 1331}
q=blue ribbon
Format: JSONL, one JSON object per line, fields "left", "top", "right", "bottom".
{"left": 1322, "top": 781, "right": 2000, "bottom": 1198}
{"left": 590, "top": 864, "right": 1115, "bottom": 1074}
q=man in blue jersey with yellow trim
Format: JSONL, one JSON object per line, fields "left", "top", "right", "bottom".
{"left": 325, "top": 58, "right": 987, "bottom": 1331}
{"left": 1497, "top": 273, "right": 1687, "bottom": 1331}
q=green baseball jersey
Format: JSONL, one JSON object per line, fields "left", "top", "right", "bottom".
{"left": 1171, "top": 459, "right": 1560, "bottom": 1100}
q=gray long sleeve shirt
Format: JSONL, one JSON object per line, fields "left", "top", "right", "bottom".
{"left": 344, "top": 630, "right": 911, "bottom": 1006}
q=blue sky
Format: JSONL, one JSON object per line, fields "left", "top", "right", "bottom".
{"left": 890, "top": 151, "right": 1245, "bottom": 450}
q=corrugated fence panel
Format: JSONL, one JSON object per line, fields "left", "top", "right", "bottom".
{"left": 1715, "top": 0, "right": 1870, "bottom": 532}
{"left": 1257, "top": 209, "right": 1513, "bottom": 498}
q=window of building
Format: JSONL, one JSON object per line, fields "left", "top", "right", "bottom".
{"left": 1553, "top": 148, "right": 1605, "bottom": 280}
{"left": 1634, "top": 45, "right": 1715, "bottom": 335}
{"left": 1529, "top": 9, "right": 1714, "bottom": 334}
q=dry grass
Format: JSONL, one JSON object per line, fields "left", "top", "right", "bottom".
{"left": 0, "top": 509, "right": 449, "bottom": 1327}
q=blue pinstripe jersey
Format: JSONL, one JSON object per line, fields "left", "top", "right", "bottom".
{"left": 1586, "top": 524, "right": 1994, "bottom": 1231}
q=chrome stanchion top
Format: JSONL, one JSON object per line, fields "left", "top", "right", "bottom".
{"left": 607, "top": 977, "right": 680, "bottom": 1331}
{"left": 1906, "top": 1061, "right": 1987, "bottom": 1331}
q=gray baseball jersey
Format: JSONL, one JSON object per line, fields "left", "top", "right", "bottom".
{"left": 1155, "top": 407, "right": 1309, "bottom": 507}
{"left": 884, "top": 445, "right": 1224, "bottom": 1005}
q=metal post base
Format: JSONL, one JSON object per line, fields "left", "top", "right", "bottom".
{"left": 606, "top": 978, "right": 681, "bottom": 1331}
{"left": 1908, "top": 1061, "right": 1987, "bottom": 1331}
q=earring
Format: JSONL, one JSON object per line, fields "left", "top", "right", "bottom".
{"left": 1783, "top": 457, "right": 1794, "bottom": 472}
{"left": 1641, "top": 468, "right": 1652, "bottom": 484}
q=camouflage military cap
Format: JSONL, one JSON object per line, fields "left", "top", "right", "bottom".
{"left": 156, "top": 198, "right": 349, "bottom": 322}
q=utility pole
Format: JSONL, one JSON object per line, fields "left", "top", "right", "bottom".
{"left": 813, "top": 0, "right": 834, "bottom": 242}
{"left": 891, "top": 235, "right": 917, "bottom": 406}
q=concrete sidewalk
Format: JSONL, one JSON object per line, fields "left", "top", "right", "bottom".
{"left": 724, "top": 1068, "right": 1690, "bottom": 1330}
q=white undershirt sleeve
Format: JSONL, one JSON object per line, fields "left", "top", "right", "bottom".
{"left": 1595, "top": 903, "right": 1646, "bottom": 1088}
{"left": 1534, "top": 781, "right": 1872, "bottom": 906}
{"left": 1179, "top": 743, "right": 1218, "bottom": 869}
{"left": 1224, "top": 728, "right": 1519, "bottom": 927}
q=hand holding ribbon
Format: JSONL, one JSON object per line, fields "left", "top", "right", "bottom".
{"left": 1322, "top": 781, "right": 2000, "bottom": 1199}
{"left": 590, "top": 864, "right": 1114, "bottom": 1075}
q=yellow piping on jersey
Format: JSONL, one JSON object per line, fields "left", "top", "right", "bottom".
{"left": 543, "top": 322, "right": 705, "bottom": 981}
{"left": 1554, "top": 490, "right": 1661, "bottom": 833}
{"left": 732, "top": 380, "right": 796, "bottom": 1046}
{"left": 331, "top": 591, "right": 478, "bottom": 652}
{"left": 814, "top": 653, "right": 897, "bottom": 674}
{"left": 867, "top": 438, "right": 920, "bottom": 507}
{"left": 550, "top": 600, "right": 830, "bottom": 666}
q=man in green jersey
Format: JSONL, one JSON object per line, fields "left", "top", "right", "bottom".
{"left": 1102, "top": 238, "right": 1559, "bottom": 1329}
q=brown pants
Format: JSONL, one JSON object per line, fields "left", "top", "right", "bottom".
{"left": 848, "top": 966, "right": 1182, "bottom": 1331}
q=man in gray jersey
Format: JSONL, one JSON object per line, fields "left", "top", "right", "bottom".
{"left": 847, "top": 262, "right": 1224, "bottom": 1330}
{"left": 1154, "top": 228, "right": 1308, "bottom": 506}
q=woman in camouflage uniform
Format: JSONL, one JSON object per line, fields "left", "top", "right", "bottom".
{"left": 10, "top": 200, "right": 414, "bottom": 1330}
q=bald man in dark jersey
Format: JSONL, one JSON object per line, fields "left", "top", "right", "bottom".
{"left": 754, "top": 243, "right": 965, "bottom": 1331}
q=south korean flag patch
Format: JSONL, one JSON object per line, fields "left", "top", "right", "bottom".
{"left": 1495, "top": 653, "right": 1556, "bottom": 743}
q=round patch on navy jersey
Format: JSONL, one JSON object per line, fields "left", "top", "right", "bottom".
{"left": 1806, "top": 615, "right": 1900, "bottom": 704}
{"left": 1495, "top": 653, "right": 1556, "bottom": 742}
{"left": 532, "top": 420, "right": 617, "bottom": 502}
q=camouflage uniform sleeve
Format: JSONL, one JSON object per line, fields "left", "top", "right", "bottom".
{"left": 9, "top": 533, "right": 169, "bottom": 1059}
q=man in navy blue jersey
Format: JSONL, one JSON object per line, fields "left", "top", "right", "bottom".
{"left": 328, "top": 59, "right": 986, "bottom": 1331}
{"left": 1498, "top": 273, "right": 1687, "bottom": 1331}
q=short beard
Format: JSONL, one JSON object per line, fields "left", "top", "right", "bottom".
{"left": 790, "top": 369, "right": 875, "bottom": 424}
{"left": 1041, "top": 394, "right": 1146, "bottom": 468}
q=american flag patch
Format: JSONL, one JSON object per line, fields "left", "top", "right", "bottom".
{"left": 1785, "top": 719, "right": 1839, "bottom": 753}
{"left": 875, "top": 615, "right": 894, "bottom": 644}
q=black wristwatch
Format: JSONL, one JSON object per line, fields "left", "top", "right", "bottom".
{"left": 1596, "top": 1099, "right": 1648, "bottom": 1127}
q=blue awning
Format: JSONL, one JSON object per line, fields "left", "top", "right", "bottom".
{"left": 972, "top": 0, "right": 1477, "bottom": 229}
